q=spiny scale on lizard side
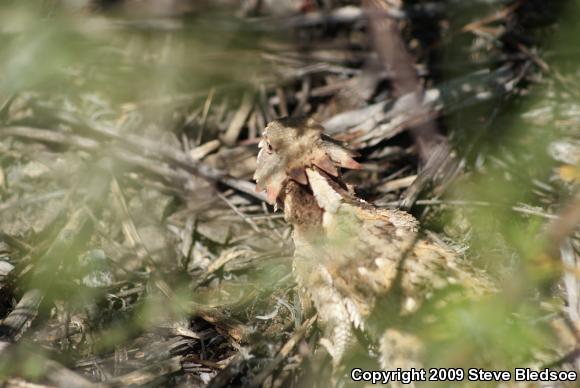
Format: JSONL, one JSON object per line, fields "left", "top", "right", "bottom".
{"left": 254, "top": 117, "right": 493, "bottom": 369}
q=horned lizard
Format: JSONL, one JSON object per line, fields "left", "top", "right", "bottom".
{"left": 253, "top": 117, "right": 491, "bottom": 372}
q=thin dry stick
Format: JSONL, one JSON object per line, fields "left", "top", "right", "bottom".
{"left": 198, "top": 87, "right": 216, "bottom": 145}
{"left": 217, "top": 193, "right": 262, "bottom": 234}
{"left": 107, "top": 356, "right": 182, "bottom": 386}
{"left": 110, "top": 177, "right": 155, "bottom": 265}
{"left": 381, "top": 198, "right": 559, "bottom": 220}
{"left": 223, "top": 92, "right": 254, "bottom": 146}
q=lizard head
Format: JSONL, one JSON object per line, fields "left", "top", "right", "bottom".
{"left": 253, "top": 117, "right": 362, "bottom": 204}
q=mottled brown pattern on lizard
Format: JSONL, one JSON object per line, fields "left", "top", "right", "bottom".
{"left": 254, "top": 117, "right": 492, "bottom": 369}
